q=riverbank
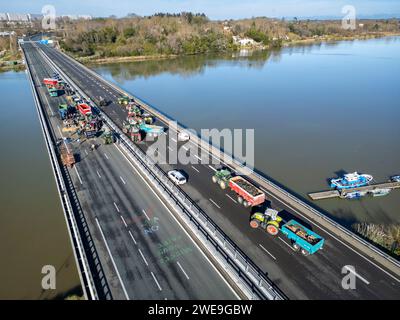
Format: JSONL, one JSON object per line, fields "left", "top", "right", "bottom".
{"left": 70, "top": 32, "right": 400, "bottom": 66}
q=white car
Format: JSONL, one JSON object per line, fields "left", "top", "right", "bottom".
{"left": 178, "top": 131, "right": 190, "bottom": 142}
{"left": 167, "top": 170, "right": 187, "bottom": 185}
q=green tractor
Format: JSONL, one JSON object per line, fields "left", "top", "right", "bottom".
{"left": 250, "top": 208, "right": 282, "bottom": 236}
{"left": 212, "top": 169, "right": 232, "bottom": 190}
{"left": 101, "top": 130, "right": 114, "bottom": 145}
{"left": 118, "top": 96, "right": 131, "bottom": 105}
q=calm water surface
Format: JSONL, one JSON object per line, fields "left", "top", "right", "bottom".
{"left": 0, "top": 70, "right": 80, "bottom": 299}
{"left": 94, "top": 37, "right": 400, "bottom": 227}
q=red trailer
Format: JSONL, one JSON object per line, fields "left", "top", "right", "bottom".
{"left": 77, "top": 103, "right": 92, "bottom": 116}
{"left": 43, "top": 78, "right": 58, "bottom": 86}
{"left": 229, "top": 176, "right": 265, "bottom": 207}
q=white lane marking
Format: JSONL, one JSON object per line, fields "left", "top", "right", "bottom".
{"left": 209, "top": 198, "right": 221, "bottom": 209}
{"left": 142, "top": 209, "right": 150, "bottom": 221}
{"left": 259, "top": 244, "right": 277, "bottom": 260}
{"left": 168, "top": 146, "right": 173, "bottom": 152}
{"left": 208, "top": 165, "right": 217, "bottom": 172}
{"left": 96, "top": 170, "right": 101, "bottom": 178}
{"left": 151, "top": 272, "right": 162, "bottom": 291}
{"left": 278, "top": 237, "right": 296, "bottom": 251}
{"left": 176, "top": 261, "right": 190, "bottom": 280}
{"left": 116, "top": 121, "right": 241, "bottom": 299}
{"left": 128, "top": 230, "right": 137, "bottom": 245}
{"left": 95, "top": 218, "right": 130, "bottom": 300}
{"left": 191, "top": 166, "right": 200, "bottom": 173}
{"left": 194, "top": 155, "right": 202, "bottom": 161}
{"left": 120, "top": 215, "right": 128, "bottom": 228}
{"left": 138, "top": 248, "right": 149, "bottom": 266}
{"left": 74, "top": 166, "right": 83, "bottom": 184}
{"left": 182, "top": 146, "right": 189, "bottom": 151}
{"left": 85, "top": 150, "right": 88, "bottom": 155}
{"left": 171, "top": 138, "right": 177, "bottom": 143}
{"left": 225, "top": 194, "right": 237, "bottom": 204}
{"left": 120, "top": 176, "right": 126, "bottom": 185}
{"left": 260, "top": 187, "right": 400, "bottom": 283}
{"left": 113, "top": 202, "right": 120, "bottom": 213}
{"left": 344, "top": 266, "right": 370, "bottom": 285}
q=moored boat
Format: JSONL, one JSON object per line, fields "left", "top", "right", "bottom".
{"left": 330, "top": 172, "right": 373, "bottom": 190}
{"left": 370, "top": 188, "right": 391, "bottom": 197}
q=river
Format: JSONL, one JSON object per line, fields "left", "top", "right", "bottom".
{"left": 0, "top": 70, "right": 81, "bottom": 299}
{"left": 93, "top": 36, "right": 400, "bottom": 227}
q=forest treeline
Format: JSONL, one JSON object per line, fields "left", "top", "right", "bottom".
{"left": 57, "top": 13, "right": 400, "bottom": 59}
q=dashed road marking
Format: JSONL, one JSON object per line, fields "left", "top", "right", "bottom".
{"left": 177, "top": 261, "right": 190, "bottom": 280}
{"left": 259, "top": 244, "right": 277, "bottom": 260}
{"left": 191, "top": 166, "right": 200, "bottom": 173}
{"left": 151, "top": 272, "right": 162, "bottom": 291}
{"left": 209, "top": 198, "right": 221, "bottom": 209}
{"left": 225, "top": 194, "right": 237, "bottom": 203}
{"left": 138, "top": 248, "right": 149, "bottom": 266}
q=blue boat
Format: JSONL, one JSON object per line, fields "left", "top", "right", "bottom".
{"left": 330, "top": 172, "right": 373, "bottom": 190}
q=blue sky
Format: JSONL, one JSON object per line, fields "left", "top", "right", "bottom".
{"left": 3, "top": 0, "right": 400, "bottom": 19}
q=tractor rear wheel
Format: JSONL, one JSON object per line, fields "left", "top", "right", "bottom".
{"left": 250, "top": 219, "right": 259, "bottom": 229}
{"left": 212, "top": 176, "right": 217, "bottom": 183}
{"left": 266, "top": 224, "right": 279, "bottom": 236}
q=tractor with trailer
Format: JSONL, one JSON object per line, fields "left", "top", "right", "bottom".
{"left": 212, "top": 169, "right": 265, "bottom": 207}
{"left": 250, "top": 208, "right": 325, "bottom": 255}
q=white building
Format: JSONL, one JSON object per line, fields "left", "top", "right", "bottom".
{"left": 232, "top": 36, "right": 259, "bottom": 47}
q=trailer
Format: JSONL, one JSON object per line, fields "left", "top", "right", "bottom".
{"left": 43, "top": 78, "right": 58, "bottom": 86}
{"left": 250, "top": 210, "right": 325, "bottom": 256}
{"left": 281, "top": 220, "right": 324, "bottom": 255}
{"left": 212, "top": 169, "right": 265, "bottom": 207}
{"left": 77, "top": 103, "right": 92, "bottom": 117}
{"left": 48, "top": 87, "right": 59, "bottom": 97}
{"left": 60, "top": 145, "right": 75, "bottom": 168}
{"left": 139, "top": 123, "right": 164, "bottom": 138}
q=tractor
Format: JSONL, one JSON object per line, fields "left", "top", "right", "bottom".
{"left": 250, "top": 208, "right": 282, "bottom": 236}
{"left": 101, "top": 130, "right": 114, "bottom": 145}
{"left": 118, "top": 96, "right": 131, "bottom": 105}
{"left": 212, "top": 169, "right": 232, "bottom": 190}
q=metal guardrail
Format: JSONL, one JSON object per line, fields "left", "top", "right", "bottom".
{"left": 39, "top": 44, "right": 286, "bottom": 300}
{"left": 56, "top": 47, "right": 400, "bottom": 272}
{"left": 22, "top": 45, "right": 98, "bottom": 300}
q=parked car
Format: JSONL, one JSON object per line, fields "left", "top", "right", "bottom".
{"left": 167, "top": 170, "right": 187, "bottom": 185}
